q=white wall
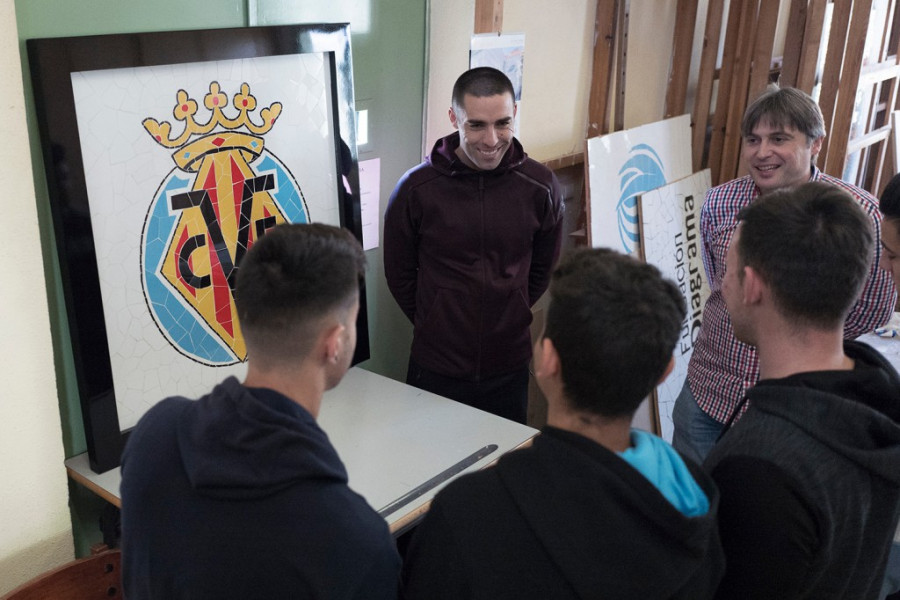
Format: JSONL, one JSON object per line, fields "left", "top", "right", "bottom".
{"left": 425, "top": 0, "right": 682, "bottom": 162}
{"left": 425, "top": 1, "right": 797, "bottom": 163}
{"left": 0, "top": 0, "right": 74, "bottom": 592}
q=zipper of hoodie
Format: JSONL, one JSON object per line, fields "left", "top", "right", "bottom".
{"left": 476, "top": 174, "right": 486, "bottom": 382}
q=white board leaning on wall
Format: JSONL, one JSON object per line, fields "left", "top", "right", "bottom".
{"left": 638, "top": 170, "right": 712, "bottom": 442}
{"left": 584, "top": 115, "right": 700, "bottom": 437}
{"left": 585, "top": 114, "right": 692, "bottom": 254}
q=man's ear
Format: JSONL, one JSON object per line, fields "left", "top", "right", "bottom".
{"left": 534, "top": 337, "right": 561, "bottom": 379}
{"left": 657, "top": 355, "right": 675, "bottom": 385}
{"left": 742, "top": 265, "right": 766, "bottom": 305}
{"left": 449, "top": 107, "right": 460, "bottom": 130}
{"left": 810, "top": 135, "right": 824, "bottom": 160}
{"left": 322, "top": 323, "right": 345, "bottom": 364}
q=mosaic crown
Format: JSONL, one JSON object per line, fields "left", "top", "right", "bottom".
{"left": 143, "top": 81, "right": 282, "bottom": 149}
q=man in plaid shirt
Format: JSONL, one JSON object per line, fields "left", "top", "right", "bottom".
{"left": 672, "top": 86, "right": 897, "bottom": 464}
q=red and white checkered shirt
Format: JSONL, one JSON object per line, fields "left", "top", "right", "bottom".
{"left": 687, "top": 168, "right": 898, "bottom": 424}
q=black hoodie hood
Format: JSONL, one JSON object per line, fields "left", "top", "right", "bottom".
{"left": 496, "top": 428, "right": 724, "bottom": 597}
{"left": 175, "top": 376, "right": 347, "bottom": 500}
{"left": 751, "top": 340, "right": 900, "bottom": 485}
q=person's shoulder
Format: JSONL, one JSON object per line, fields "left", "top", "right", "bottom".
{"left": 393, "top": 158, "right": 449, "bottom": 194}
{"left": 706, "top": 175, "right": 755, "bottom": 199}
{"left": 121, "top": 396, "right": 193, "bottom": 473}
{"left": 435, "top": 460, "right": 505, "bottom": 506}
{"left": 515, "top": 155, "right": 556, "bottom": 183}
{"left": 133, "top": 395, "right": 193, "bottom": 434}
{"left": 817, "top": 171, "right": 878, "bottom": 204}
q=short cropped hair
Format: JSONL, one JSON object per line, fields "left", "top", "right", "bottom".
{"left": 880, "top": 172, "right": 900, "bottom": 220}
{"left": 451, "top": 67, "right": 515, "bottom": 114}
{"left": 741, "top": 86, "right": 826, "bottom": 145}
{"left": 736, "top": 182, "right": 873, "bottom": 329}
{"left": 235, "top": 223, "right": 366, "bottom": 362}
{"left": 543, "top": 248, "right": 686, "bottom": 418}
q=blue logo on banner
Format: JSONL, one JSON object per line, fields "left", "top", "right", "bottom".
{"left": 617, "top": 144, "right": 666, "bottom": 253}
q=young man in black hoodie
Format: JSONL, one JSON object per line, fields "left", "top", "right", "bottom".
{"left": 402, "top": 248, "right": 725, "bottom": 599}
{"left": 705, "top": 182, "right": 900, "bottom": 598}
{"left": 384, "top": 67, "right": 565, "bottom": 424}
{"left": 878, "top": 174, "right": 900, "bottom": 599}
{"left": 120, "top": 224, "right": 400, "bottom": 599}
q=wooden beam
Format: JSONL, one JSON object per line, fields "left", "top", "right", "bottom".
{"left": 474, "top": 0, "right": 503, "bottom": 34}
{"left": 587, "top": 0, "right": 619, "bottom": 137}
{"left": 664, "top": 0, "right": 699, "bottom": 118}
{"left": 780, "top": 0, "right": 809, "bottom": 87}
{"left": 747, "top": 0, "right": 780, "bottom": 101}
{"left": 817, "top": 0, "right": 854, "bottom": 170}
{"left": 795, "top": 0, "right": 828, "bottom": 93}
{"left": 614, "top": 0, "right": 630, "bottom": 131}
{"left": 825, "top": 0, "right": 874, "bottom": 176}
{"left": 718, "top": 0, "right": 760, "bottom": 184}
{"left": 858, "top": 60, "right": 900, "bottom": 86}
{"left": 846, "top": 123, "right": 892, "bottom": 155}
{"left": 707, "top": 0, "right": 748, "bottom": 185}
{"left": 691, "top": 0, "right": 726, "bottom": 172}
{"left": 878, "top": 0, "right": 899, "bottom": 61}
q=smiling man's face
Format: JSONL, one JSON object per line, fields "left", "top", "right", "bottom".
{"left": 450, "top": 92, "right": 516, "bottom": 171}
{"left": 741, "top": 118, "right": 822, "bottom": 195}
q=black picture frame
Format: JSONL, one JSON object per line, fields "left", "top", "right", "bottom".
{"left": 27, "top": 23, "right": 367, "bottom": 473}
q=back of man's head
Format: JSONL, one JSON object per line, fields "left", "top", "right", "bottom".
{"left": 451, "top": 66, "right": 515, "bottom": 113}
{"left": 736, "top": 182, "right": 873, "bottom": 329}
{"left": 741, "top": 85, "right": 825, "bottom": 143}
{"left": 544, "top": 248, "right": 685, "bottom": 418}
{"left": 235, "top": 223, "right": 366, "bottom": 364}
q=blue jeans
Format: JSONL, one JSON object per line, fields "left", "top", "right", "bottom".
{"left": 671, "top": 380, "right": 724, "bottom": 465}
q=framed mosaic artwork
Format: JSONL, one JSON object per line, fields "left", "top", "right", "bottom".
{"left": 28, "top": 23, "right": 366, "bottom": 472}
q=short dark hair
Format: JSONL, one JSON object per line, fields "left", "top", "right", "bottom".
{"left": 741, "top": 85, "right": 826, "bottom": 144}
{"left": 235, "top": 223, "right": 366, "bottom": 362}
{"left": 543, "top": 248, "right": 686, "bottom": 418}
{"left": 451, "top": 67, "right": 515, "bottom": 114}
{"left": 736, "top": 182, "right": 873, "bottom": 329}
{"left": 880, "top": 172, "right": 900, "bottom": 220}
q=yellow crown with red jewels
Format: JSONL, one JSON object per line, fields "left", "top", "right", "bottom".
{"left": 143, "top": 81, "right": 283, "bottom": 171}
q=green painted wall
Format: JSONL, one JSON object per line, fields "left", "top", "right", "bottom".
{"left": 15, "top": 0, "right": 425, "bottom": 555}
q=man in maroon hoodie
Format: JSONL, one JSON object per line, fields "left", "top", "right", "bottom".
{"left": 384, "top": 67, "right": 565, "bottom": 423}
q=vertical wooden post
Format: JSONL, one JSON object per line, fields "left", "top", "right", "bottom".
{"left": 474, "top": 0, "right": 504, "bottom": 34}
{"left": 824, "top": 0, "right": 874, "bottom": 176}
{"left": 795, "top": 0, "right": 828, "bottom": 94}
{"left": 721, "top": 1, "right": 761, "bottom": 182}
{"left": 747, "top": 1, "right": 780, "bottom": 103}
{"left": 587, "top": 0, "right": 619, "bottom": 137}
{"left": 708, "top": 0, "right": 749, "bottom": 184}
{"left": 665, "top": 0, "right": 700, "bottom": 119}
{"left": 781, "top": 0, "right": 809, "bottom": 88}
{"left": 614, "top": 0, "right": 630, "bottom": 131}
{"left": 817, "top": 0, "right": 854, "bottom": 170}
{"left": 691, "top": 0, "right": 726, "bottom": 172}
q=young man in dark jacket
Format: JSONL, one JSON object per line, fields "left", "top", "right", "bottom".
{"left": 383, "top": 66, "right": 565, "bottom": 423}
{"left": 121, "top": 224, "right": 400, "bottom": 599}
{"left": 877, "top": 174, "right": 900, "bottom": 599}
{"left": 705, "top": 182, "right": 900, "bottom": 598}
{"left": 402, "top": 248, "right": 725, "bottom": 599}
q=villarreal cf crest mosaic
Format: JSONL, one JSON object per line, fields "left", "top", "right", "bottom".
{"left": 30, "top": 25, "right": 358, "bottom": 469}
{"left": 141, "top": 82, "right": 309, "bottom": 365}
